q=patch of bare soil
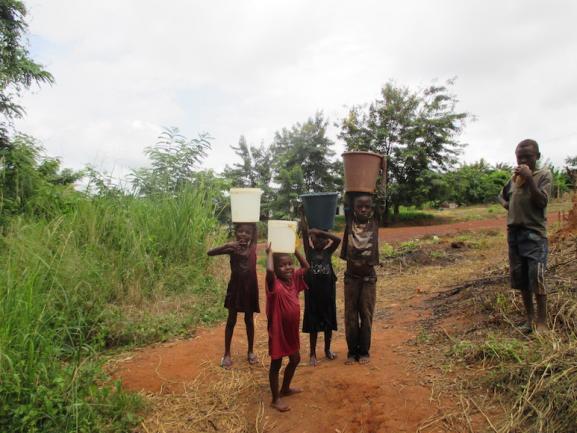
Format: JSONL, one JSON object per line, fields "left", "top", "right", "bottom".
{"left": 110, "top": 221, "right": 517, "bottom": 433}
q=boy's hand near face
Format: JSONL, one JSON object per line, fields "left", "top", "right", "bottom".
{"left": 515, "top": 164, "right": 532, "bottom": 180}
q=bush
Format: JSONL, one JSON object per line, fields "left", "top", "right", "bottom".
{"left": 0, "top": 185, "right": 225, "bottom": 433}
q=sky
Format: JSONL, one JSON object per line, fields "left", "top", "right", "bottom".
{"left": 14, "top": 0, "right": 577, "bottom": 181}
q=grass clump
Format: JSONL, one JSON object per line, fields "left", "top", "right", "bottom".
{"left": 0, "top": 185, "right": 226, "bottom": 433}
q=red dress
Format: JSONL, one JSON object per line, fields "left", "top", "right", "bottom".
{"left": 266, "top": 268, "right": 308, "bottom": 360}
{"left": 224, "top": 244, "right": 260, "bottom": 313}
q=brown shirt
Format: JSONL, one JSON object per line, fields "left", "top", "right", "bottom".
{"left": 340, "top": 214, "right": 379, "bottom": 269}
{"left": 500, "top": 168, "right": 552, "bottom": 238}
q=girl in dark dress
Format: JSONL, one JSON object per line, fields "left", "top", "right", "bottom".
{"left": 207, "top": 223, "right": 259, "bottom": 368}
{"left": 300, "top": 214, "right": 341, "bottom": 366}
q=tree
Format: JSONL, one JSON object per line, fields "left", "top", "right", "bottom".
{"left": 270, "top": 112, "right": 341, "bottom": 217}
{"left": 131, "top": 127, "right": 212, "bottom": 195}
{"left": 0, "top": 134, "right": 82, "bottom": 225}
{"left": 338, "top": 80, "right": 470, "bottom": 221}
{"left": 222, "top": 135, "right": 273, "bottom": 216}
{"left": 1, "top": 1, "right": 53, "bottom": 147}
{"left": 565, "top": 155, "right": 577, "bottom": 189}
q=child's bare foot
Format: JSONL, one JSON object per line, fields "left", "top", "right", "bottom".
{"left": 309, "top": 355, "right": 319, "bottom": 366}
{"left": 271, "top": 398, "right": 290, "bottom": 412}
{"left": 325, "top": 350, "right": 337, "bottom": 360}
{"left": 247, "top": 352, "right": 258, "bottom": 365}
{"left": 280, "top": 387, "right": 303, "bottom": 397}
{"left": 220, "top": 355, "right": 232, "bottom": 369}
{"left": 358, "top": 356, "right": 370, "bottom": 365}
{"left": 345, "top": 356, "right": 356, "bottom": 365}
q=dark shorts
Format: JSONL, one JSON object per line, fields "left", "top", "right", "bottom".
{"left": 507, "top": 227, "right": 548, "bottom": 295}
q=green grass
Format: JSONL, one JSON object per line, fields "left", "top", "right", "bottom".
{"left": 0, "top": 185, "right": 226, "bottom": 433}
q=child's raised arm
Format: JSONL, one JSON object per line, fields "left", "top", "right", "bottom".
{"left": 309, "top": 228, "right": 341, "bottom": 253}
{"left": 265, "top": 243, "right": 275, "bottom": 289}
{"left": 207, "top": 242, "right": 238, "bottom": 256}
{"left": 294, "top": 249, "right": 310, "bottom": 271}
{"left": 515, "top": 165, "right": 549, "bottom": 208}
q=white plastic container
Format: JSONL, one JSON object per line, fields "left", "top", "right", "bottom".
{"left": 267, "top": 220, "right": 298, "bottom": 253}
{"left": 230, "top": 188, "right": 263, "bottom": 223}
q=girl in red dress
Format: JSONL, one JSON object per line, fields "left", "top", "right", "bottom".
{"left": 265, "top": 242, "right": 309, "bottom": 412}
{"left": 208, "top": 223, "right": 259, "bottom": 368}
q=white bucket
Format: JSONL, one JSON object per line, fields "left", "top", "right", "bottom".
{"left": 267, "top": 220, "right": 298, "bottom": 253}
{"left": 230, "top": 188, "right": 263, "bottom": 223}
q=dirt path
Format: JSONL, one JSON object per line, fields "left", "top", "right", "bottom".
{"left": 377, "top": 211, "right": 563, "bottom": 243}
{"left": 111, "top": 217, "right": 525, "bottom": 432}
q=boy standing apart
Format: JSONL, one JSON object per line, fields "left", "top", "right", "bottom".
{"left": 340, "top": 193, "right": 380, "bottom": 364}
{"left": 500, "top": 139, "right": 552, "bottom": 332}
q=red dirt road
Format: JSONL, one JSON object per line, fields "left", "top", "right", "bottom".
{"left": 112, "top": 216, "right": 535, "bottom": 432}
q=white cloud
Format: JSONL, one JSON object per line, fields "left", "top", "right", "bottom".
{"left": 15, "top": 0, "right": 577, "bottom": 179}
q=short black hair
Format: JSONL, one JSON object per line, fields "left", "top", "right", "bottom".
{"left": 517, "top": 138, "right": 540, "bottom": 154}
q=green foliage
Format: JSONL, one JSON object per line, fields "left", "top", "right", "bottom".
{"left": 0, "top": 134, "right": 82, "bottom": 225}
{"left": 450, "top": 336, "right": 526, "bottom": 365}
{"left": 222, "top": 112, "right": 341, "bottom": 219}
{"left": 0, "top": 183, "right": 224, "bottom": 432}
{"left": 131, "top": 127, "right": 212, "bottom": 195}
{"left": 269, "top": 112, "right": 341, "bottom": 217}
{"left": 441, "top": 160, "right": 510, "bottom": 205}
{"left": 222, "top": 135, "right": 274, "bottom": 216}
{"left": 0, "top": 0, "right": 53, "bottom": 141}
{"left": 338, "top": 79, "right": 470, "bottom": 218}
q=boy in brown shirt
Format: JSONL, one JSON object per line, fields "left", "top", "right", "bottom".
{"left": 500, "top": 139, "right": 552, "bottom": 332}
{"left": 340, "top": 193, "right": 379, "bottom": 364}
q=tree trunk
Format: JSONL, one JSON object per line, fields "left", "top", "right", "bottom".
{"left": 393, "top": 202, "right": 400, "bottom": 222}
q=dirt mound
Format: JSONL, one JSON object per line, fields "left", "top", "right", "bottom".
{"left": 554, "top": 193, "right": 577, "bottom": 239}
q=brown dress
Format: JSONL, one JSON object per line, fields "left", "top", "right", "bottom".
{"left": 224, "top": 243, "right": 260, "bottom": 313}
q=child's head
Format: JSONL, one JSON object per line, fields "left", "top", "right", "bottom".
{"left": 515, "top": 139, "right": 540, "bottom": 170}
{"left": 273, "top": 253, "right": 294, "bottom": 281}
{"left": 234, "top": 223, "right": 256, "bottom": 246}
{"left": 353, "top": 193, "right": 374, "bottom": 223}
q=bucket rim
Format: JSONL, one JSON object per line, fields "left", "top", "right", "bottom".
{"left": 300, "top": 192, "right": 339, "bottom": 198}
{"left": 229, "top": 188, "right": 263, "bottom": 194}
{"left": 342, "top": 151, "right": 383, "bottom": 159}
{"left": 268, "top": 219, "right": 298, "bottom": 226}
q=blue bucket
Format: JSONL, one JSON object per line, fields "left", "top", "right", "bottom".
{"left": 300, "top": 192, "right": 339, "bottom": 230}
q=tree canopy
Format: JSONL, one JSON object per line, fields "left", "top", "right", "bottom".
{"left": 338, "top": 79, "right": 470, "bottom": 219}
{"left": 1, "top": 0, "right": 53, "bottom": 146}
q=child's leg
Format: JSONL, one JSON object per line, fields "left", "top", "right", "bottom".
{"left": 344, "top": 275, "right": 361, "bottom": 364}
{"left": 244, "top": 312, "right": 258, "bottom": 364}
{"left": 269, "top": 358, "right": 289, "bottom": 412}
{"left": 358, "top": 277, "right": 377, "bottom": 364}
{"left": 309, "top": 333, "right": 319, "bottom": 366}
{"left": 509, "top": 232, "right": 533, "bottom": 329}
{"left": 222, "top": 309, "right": 237, "bottom": 367}
{"left": 324, "top": 330, "right": 336, "bottom": 360}
{"left": 280, "top": 352, "right": 302, "bottom": 396}
{"left": 532, "top": 260, "right": 548, "bottom": 331}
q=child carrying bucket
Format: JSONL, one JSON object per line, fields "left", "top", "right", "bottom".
{"left": 265, "top": 221, "right": 310, "bottom": 412}
{"left": 299, "top": 194, "right": 341, "bottom": 366}
{"left": 207, "top": 223, "right": 259, "bottom": 368}
{"left": 340, "top": 152, "right": 384, "bottom": 365}
{"left": 207, "top": 188, "right": 262, "bottom": 368}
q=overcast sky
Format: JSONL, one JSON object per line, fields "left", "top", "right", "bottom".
{"left": 15, "top": 0, "right": 577, "bottom": 180}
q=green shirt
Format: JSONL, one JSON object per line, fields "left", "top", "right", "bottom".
{"left": 500, "top": 168, "right": 553, "bottom": 238}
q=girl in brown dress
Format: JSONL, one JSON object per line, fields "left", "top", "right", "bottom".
{"left": 208, "top": 223, "right": 259, "bottom": 368}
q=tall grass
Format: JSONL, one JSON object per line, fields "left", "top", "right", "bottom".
{"left": 0, "top": 185, "right": 225, "bottom": 433}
